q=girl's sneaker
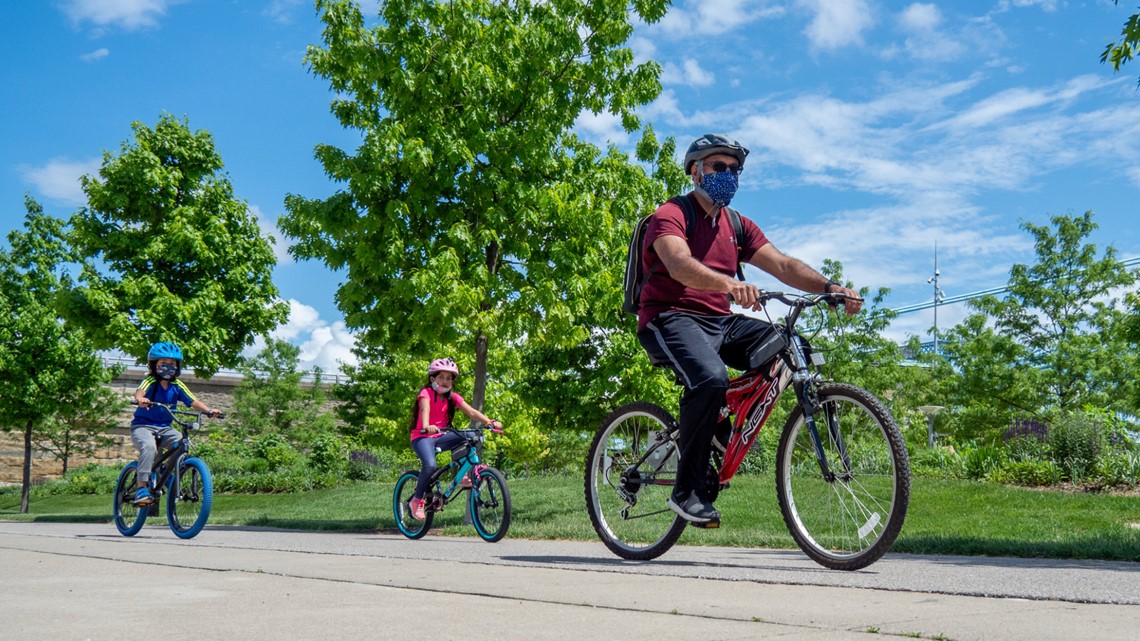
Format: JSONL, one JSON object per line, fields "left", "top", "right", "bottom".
{"left": 409, "top": 497, "right": 426, "bottom": 520}
{"left": 134, "top": 487, "right": 154, "bottom": 506}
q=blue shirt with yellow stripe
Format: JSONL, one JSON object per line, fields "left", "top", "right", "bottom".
{"left": 131, "top": 377, "right": 199, "bottom": 428}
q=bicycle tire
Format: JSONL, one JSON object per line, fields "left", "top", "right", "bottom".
{"left": 584, "top": 402, "right": 686, "bottom": 560}
{"left": 470, "top": 466, "right": 511, "bottom": 542}
{"left": 393, "top": 470, "right": 432, "bottom": 539}
{"left": 776, "top": 383, "right": 910, "bottom": 570}
{"left": 113, "top": 462, "right": 148, "bottom": 536}
{"left": 167, "top": 457, "right": 213, "bottom": 539}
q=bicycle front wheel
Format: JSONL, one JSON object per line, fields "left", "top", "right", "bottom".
{"left": 393, "top": 470, "right": 432, "bottom": 539}
{"left": 113, "top": 462, "right": 147, "bottom": 537}
{"left": 776, "top": 383, "right": 910, "bottom": 570}
{"left": 470, "top": 467, "right": 511, "bottom": 542}
{"left": 584, "top": 402, "right": 686, "bottom": 560}
{"left": 167, "top": 457, "right": 213, "bottom": 539}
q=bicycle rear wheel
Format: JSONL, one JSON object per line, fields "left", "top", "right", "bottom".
{"left": 167, "top": 457, "right": 213, "bottom": 539}
{"left": 393, "top": 470, "right": 433, "bottom": 538}
{"left": 470, "top": 467, "right": 511, "bottom": 542}
{"left": 776, "top": 383, "right": 910, "bottom": 570}
{"left": 113, "top": 462, "right": 147, "bottom": 536}
{"left": 585, "top": 402, "right": 686, "bottom": 560}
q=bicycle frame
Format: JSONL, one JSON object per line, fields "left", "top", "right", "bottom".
{"left": 425, "top": 429, "right": 494, "bottom": 510}
{"left": 622, "top": 294, "right": 853, "bottom": 491}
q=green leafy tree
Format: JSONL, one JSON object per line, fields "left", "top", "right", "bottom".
{"left": 61, "top": 114, "right": 288, "bottom": 376}
{"left": 1102, "top": 1, "right": 1140, "bottom": 86}
{"left": 231, "top": 338, "right": 337, "bottom": 446}
{"left": 35, "top": 382, "right": 125, "bottom": 475}
{"left": 967, "top": 212, "right": 1136, "bottom": 415}
{"left": 282, "top": 0, "right": 672, "bottom": 446}
{"left": 0, "top": 199, "right": 115, "bottom": 512}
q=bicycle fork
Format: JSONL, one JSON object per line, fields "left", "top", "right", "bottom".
{"left": 789, "top": 337, "right": 852, "bottom": 483}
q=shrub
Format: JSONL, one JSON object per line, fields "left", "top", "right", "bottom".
{"left": 1049, "top": 411, "right": 1105, "bottom": 482}
{"left": 992, "top": 459, "right": 1061, "bottom": 487}
{"left": 1095, "top": 450, "right": 1140, "bottom": 487}
{"left": 910, "top": 446, "right": 963, "bottom": 478}
{"left": 961, "top": 443, "right": 1005, "bottom": 480}
{"left": 309, "top": 434, "right": 347, "bottom": 474}
{"left": 252, "top": 433, "right": 298, "bottom": 472}
{"left": 347, "top": 449, "right": 380, "bottom": 481}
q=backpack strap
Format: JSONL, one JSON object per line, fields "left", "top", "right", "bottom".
{"left": 671, "top": 195, "right": 746, "bottom": 281}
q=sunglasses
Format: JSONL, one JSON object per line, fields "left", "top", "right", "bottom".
{"left": 705, "top": 161, "right": 742, "bottom": 175}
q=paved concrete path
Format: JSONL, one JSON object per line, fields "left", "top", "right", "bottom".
{"left": 1, "top": 522, "right": 1137, "bottom": 640}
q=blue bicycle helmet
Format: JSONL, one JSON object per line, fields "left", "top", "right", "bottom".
{"left": 147, "top": 342, "right": 183, "bottom": 362}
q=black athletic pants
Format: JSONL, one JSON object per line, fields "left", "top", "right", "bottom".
{"left": 638, "top": 312, "right": 776, "bottom": 501}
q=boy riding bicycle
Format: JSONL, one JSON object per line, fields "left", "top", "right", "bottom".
{"left": 131, "top": 342, "right": 221, "bottom": 506}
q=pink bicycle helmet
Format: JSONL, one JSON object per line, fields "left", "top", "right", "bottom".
{"left": 428, "top": 358, "right": 459, "bottom": 376}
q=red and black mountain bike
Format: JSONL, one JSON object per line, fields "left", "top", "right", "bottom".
{"left": 585, "top": 291, "right": 910, "bottom": 570}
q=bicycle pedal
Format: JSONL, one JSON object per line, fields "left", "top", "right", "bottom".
{"left": 689, "top": 519, "right": 720, "bottom": 529}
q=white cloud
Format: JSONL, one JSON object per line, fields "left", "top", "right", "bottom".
{"left": 654, "top": 0, "right": 786, "bottom": 38}
{"left": 61, "top": 0, "right": 180, "bottom": 32}
{"left": 245, "top": 299, "right": 359, "bottom": 374}
{"left": 21, "top": 157, "right": 101, "bottom": 206}
{"left": 573, "top": 109, "right": 629, "bottom": 147}
{"left": 80, "top": 48, "right": 110, "bottom": 62}
{"left": 796, "top": 0, "right": 874, "bottom": 51}
{"left": 250, "top": 205, "right": 293, "bottom": 264}
{"left": 660, "top": 59, "right": 716, "bottom": 87}
{"left": 262, "top": 0, "right": 304, "bottom": 25}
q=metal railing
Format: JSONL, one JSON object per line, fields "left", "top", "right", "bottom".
{"left": 100, "top": 355, "right": 349, "bottom": 386}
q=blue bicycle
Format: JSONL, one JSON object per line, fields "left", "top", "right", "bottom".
{"left": 393, "top": 425, "right": 511, "bottom": 542}
{"left": 113, "top": 402, "right": 223, "bottom": 539}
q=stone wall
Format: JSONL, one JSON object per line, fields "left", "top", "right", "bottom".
{"left": 0, "top": 369, "right": 241, "bottom": 485}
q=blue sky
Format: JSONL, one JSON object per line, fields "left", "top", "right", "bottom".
{"left": 2, "top": 0, "right": 1138, "bottom": 372}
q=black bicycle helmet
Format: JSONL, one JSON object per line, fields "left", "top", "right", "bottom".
{"left": 683, "top": 134, "right": 750, "bottom": 173}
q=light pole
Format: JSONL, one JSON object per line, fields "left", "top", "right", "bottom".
{"left": 917, "top": 405, "right": 945, "bottom": 448}
{"left": 926, "top": 244, "right": 945, "bottom": 356}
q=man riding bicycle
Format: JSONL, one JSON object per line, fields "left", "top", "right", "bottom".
{"left": 637, "top": 134, "right": 862, "bottom": 527}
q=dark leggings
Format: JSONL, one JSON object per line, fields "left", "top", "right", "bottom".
{"left": 411, "top": 432, "right": 468, "bottom": 499}
{"left": 638, "top": 312, "right": 776, "bottom": 500}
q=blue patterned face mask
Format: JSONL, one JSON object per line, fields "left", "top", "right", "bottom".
{"left": 157, "top": 363, "right": 177, "bottom": 380}
{"left": 700, "top": 169, "right": 739, "bottom": 205}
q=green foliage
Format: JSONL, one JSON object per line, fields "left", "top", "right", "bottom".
{"left": 283, "top": 0, "right": 678, "bottom": 458}
{"left": 968, "top": 212, "right": 1136, "bottom": 413}
{"left": 0, "top": 198, "right": 116, "bottom": 512}
{"left": 309, "top": 433, "right": 347, "bottom": 474}
{"left": 232, "top": 338, "right": 337, "bottom": 443}
{"left": 991, "top": 459, "right": 1061, "bottom": 487}
{"left": 1095, "top": 449, "right": 1140, "bottom": 487}
{"left": 62, "top": 114, "right": 288, "bottom": 376}
{"left": 962, "top": 443, "right": 1006, "bottom": 480}
{"left": 1049, "top": 411, "right": 1106, "bottom": 482}
{"left": 1101, "top": 2, "right": 1140, "bottom": 86}
{"left": 909, "top": 446, "right": 963, "bottom": 479}
{"left": 252, "top": 433, "right": 299, "bottom": 472}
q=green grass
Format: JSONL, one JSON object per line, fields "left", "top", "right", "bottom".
{"left": 2, "top": 475, "right": 1137, "bottom": 561}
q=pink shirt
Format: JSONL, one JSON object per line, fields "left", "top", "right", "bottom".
{"left": 411, "top": 387, "right": 465, "bottom": 441}
{"left": 637, "top": 193, "right": 769, "bottom": 331}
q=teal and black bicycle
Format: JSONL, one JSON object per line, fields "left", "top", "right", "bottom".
{"left": 113, "top": 401, "right": 223, "bottom": 539}
{"left": 393, "top": 424, "right": 511, "bottom": 542}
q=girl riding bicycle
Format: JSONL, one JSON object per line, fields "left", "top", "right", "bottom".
{"left": 131, "top": 342, "right": 221, "bottom": 506}
{"left": 408, "top": 358, "right": 501, "bottom": 520}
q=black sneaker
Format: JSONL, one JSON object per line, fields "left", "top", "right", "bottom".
{"left": 667, "top": 491, "right": 721, "bottom": 525}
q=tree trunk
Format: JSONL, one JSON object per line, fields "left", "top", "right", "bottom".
{"left": 62, "top": 429, "right": 71, "bottom": 476}
{"left": 470, "top": 239, "right": 499, "bottom": 418}
{"left": 21, "top": 419, "right": 32, "bottom": 514}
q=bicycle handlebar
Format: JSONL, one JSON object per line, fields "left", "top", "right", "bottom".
{"left": 130, "top": 399, "right": 226, "bottom": 420}
{"left": 729, "top": 290, "right": 864, "bottom": 307}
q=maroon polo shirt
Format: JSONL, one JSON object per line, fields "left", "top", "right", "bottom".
{"left": 637, "top": 193, "right": 769, "bottom": 331}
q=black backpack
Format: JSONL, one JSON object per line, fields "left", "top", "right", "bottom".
{"left": 622, "top": 195, "right": 746, "bottom": 315}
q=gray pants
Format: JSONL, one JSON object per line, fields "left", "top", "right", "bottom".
{"left": 131, "top": 425, "right": 180, "bottom": 484}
